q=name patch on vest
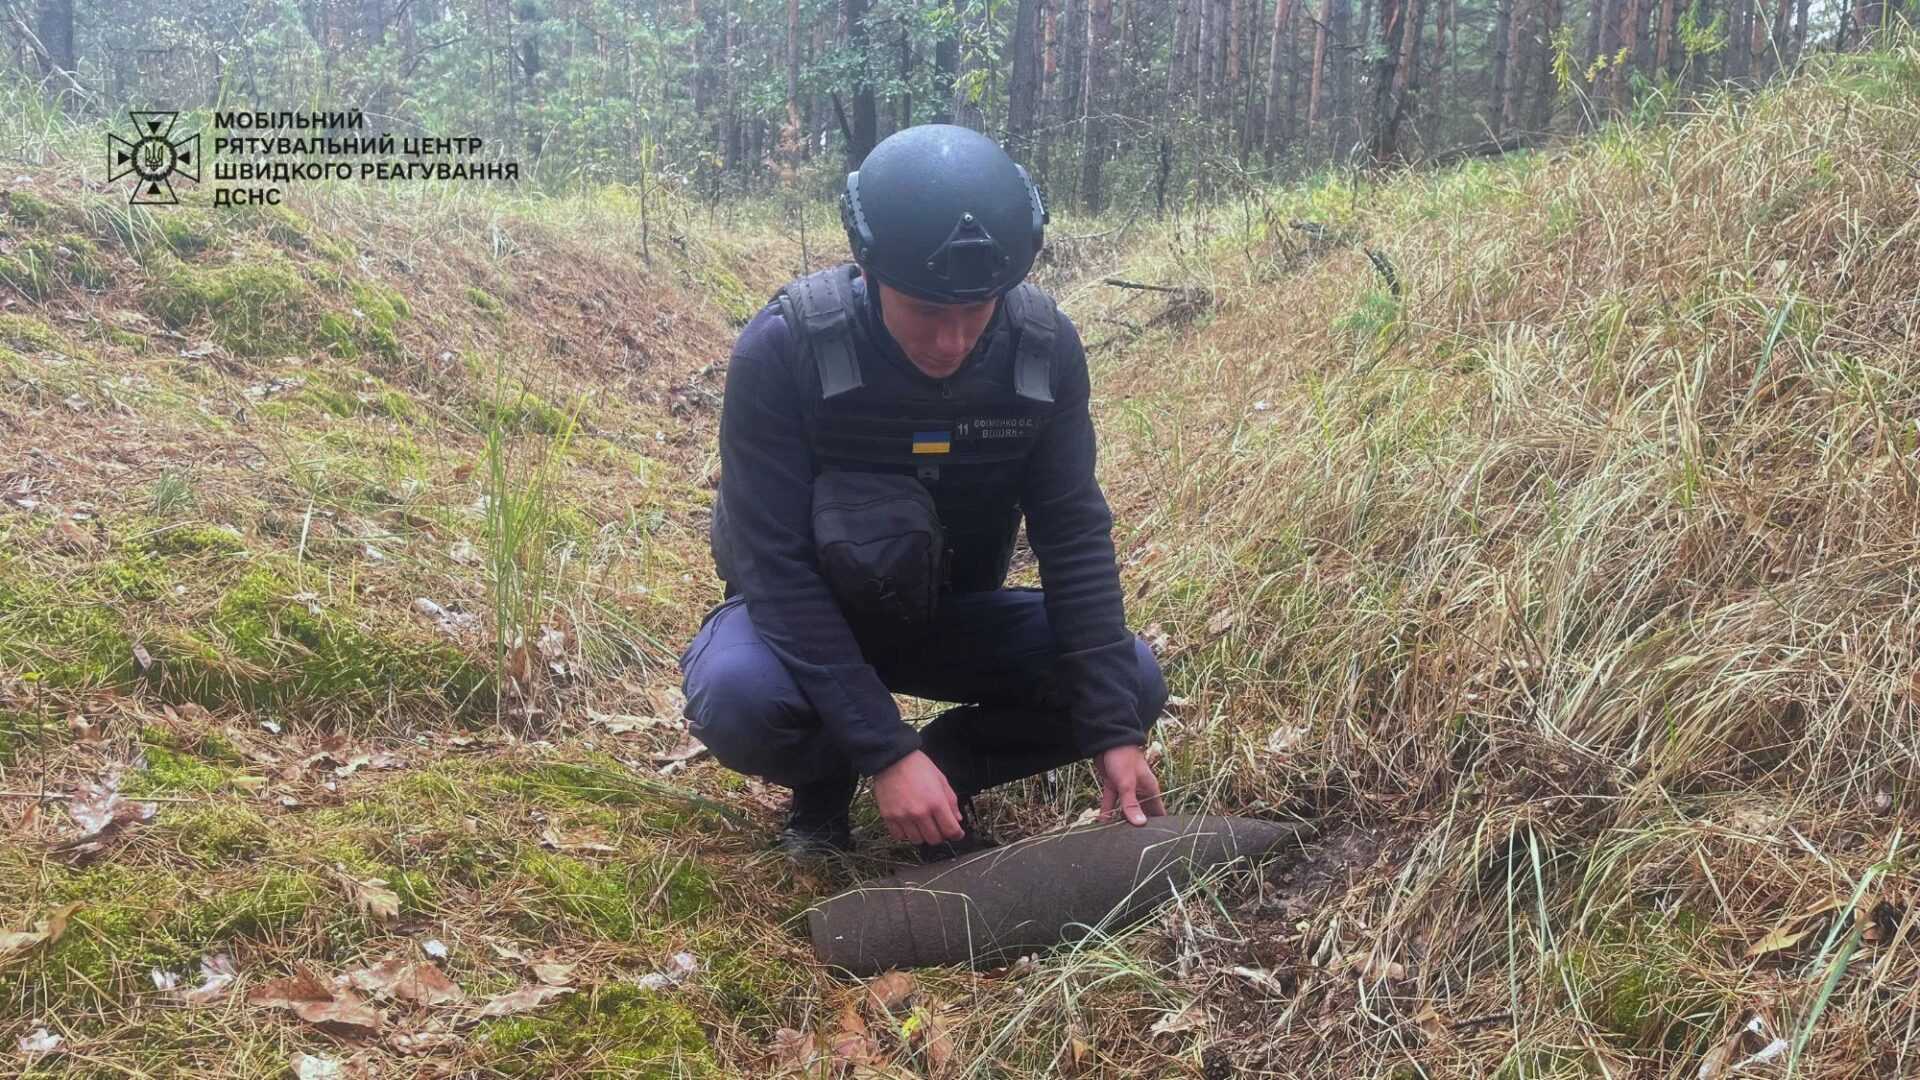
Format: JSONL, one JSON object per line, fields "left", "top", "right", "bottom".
{"left": 956, "top": 417, "right": 1038, "bottom": 440}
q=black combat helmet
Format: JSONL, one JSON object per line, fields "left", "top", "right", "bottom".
{"left": 840, "top": 125, "right": 1048, "bottom": 304}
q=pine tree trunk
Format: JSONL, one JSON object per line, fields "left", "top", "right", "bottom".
{"left": 1240, "top": 0, "right": 1263, "bottom": 160}
{"left": 1728, "top": 0, "right": 1751, "bottom": 78}
{"left": 1490, "top": 0, "right": 1514, "bottom": 134}
{"left": 1530, "top": 0, "right": 1561, "bottom": 128}
{"left": 1263, "top": 0, "right": 1297, "bottom": 153}
{"left": 1307, "top": 0, "right": 1332, "bottom": 123}
{"left": 846, "top": 0, "right": 878, "bottom": 166}
{"left": 691, "top": 0, "right": 708, "bottom": 117}
{"left": 1009, "top": 0, "right": 1043, "bottom": 153}
{"left": 1230, "top": 0, "right": 1246, "bottom": 94}
{"left": 1036, "top": 0, "right": 1056, "bottom": 174}
{"left": 1081, "top": 0, "right": 1113, "bottom": 211}
{"left": 723, "top": 0, "right": 739, "bottom": 174}
{"left": 1612, "top": 0, "right": 1639, "bottom": 112}
{"left": 1374, "top": 0, "right": 1422, "bottom": 162}
{"left": 1504, "top": 0, "right": 1534, "bottom": 129}
{"left": 785, "top": 0, "right": 802, "bottom": 157}
{"left": 1655, "top": 0, "right": 1678, "bottom": 77}
{"left": 33, "top": 0, "right": 77, "bottom": 93}
{"left": 1169, "top": 0, "right": 1192, "bottom": 96}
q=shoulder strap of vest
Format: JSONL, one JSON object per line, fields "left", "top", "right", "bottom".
{"left": 776, "top": 264, "right": 863, "bottom": 399}
{"left": 1004, "top": 282, "right": 1056, "bottom": 404}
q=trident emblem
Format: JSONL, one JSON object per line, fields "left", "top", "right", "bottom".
{"left": 107, "top": 110, "right": 200, "bottom": 205}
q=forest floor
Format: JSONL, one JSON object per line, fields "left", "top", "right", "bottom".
{"left": 3, "top": 34, "right": 1919, "bottom": 1079}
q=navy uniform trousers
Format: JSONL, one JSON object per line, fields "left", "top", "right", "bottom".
{"left": 678, "top": 586, "right": 1168, "bottom": 796}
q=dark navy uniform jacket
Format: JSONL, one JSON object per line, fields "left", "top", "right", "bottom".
{"left": 708, "top": 272, "right": 1143, "bottom": 777}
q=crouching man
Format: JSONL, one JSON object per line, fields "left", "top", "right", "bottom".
{"left": 679, "top": 124, "right": 1168, "bottom": 861}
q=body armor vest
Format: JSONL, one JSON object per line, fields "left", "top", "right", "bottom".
{"left": 775, "top": 263, "right": 1060, "bottom": 593}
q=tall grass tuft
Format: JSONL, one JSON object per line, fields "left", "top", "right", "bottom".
{"left": 480, "top": 358, "right": 584, "bottom": 728}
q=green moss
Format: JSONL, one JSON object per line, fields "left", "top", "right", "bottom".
{"left": 264, "top": 207, "right": 355, "bottom": 264}
{"left": 701, "top": 266, "right": 757, "bottom": 326}
{"left": 467, "top": 286, "right": 508, "bottom": 318}
{"left": 316, "top": 310, "right": 359, "bottom": 357}
{"left": 0, "top": 565, "right": 131, "bottom": 688}
{"left": 303, "top": 374, "right": 416, "bottom": 421}
{"left": 480, "top": 982, "right": 717, "bottom": 1076}
{"left": 313, "top": 281, "right": 408, "bottom": 360}
{"left": 144, "top": 258, "right": 312, "bottom": 356}
{"left": 517, "top": 849, "right": 716, "bottom": 941}
{"left": 139, "top": 721, "right": 246, "bottom": 765}
{"left": 16, "top": 865, "right": 350, "bottom": 1011}
{"left": 204, "top": 565, "right": 493, "bottom": 714}
{"left": 518, "top": 851, "right": 641, "bottom": 939}
{"left": 0, "top": 313, "right": 62, "bottom": 352}
{"left": 0, "top": 250, "right": 50, "bottom": 299}
{"left": 1567, "top": 909, "right": 1727, "bottom": 1053}
{"left": 496, "top": 757, "right": 698, "bottom": 829}
{"left": 135, "top": 522, "right": 248, "bottom": 557}
{"left": 477, "top": 390, "right": 577, "bottom": 436}
{"left": 159, "top": 803, "right": 272, "bottom": 863}
{"left": 97, "top": 548, "right": 173, "bottom": 601}
{"left": 125, "top": 744, "right": 239, "bottom": 796}
{"left": 4, "top": 189, "right": 65, "bottom": 227}
{"left": 32, "top": 897, "right": 188, "bottom": 1008}
{"left": 157, "top": 214, "right": 216, "bottom": 257}
{"left": 178, "top": 869, "right": 325, "bottom": 942}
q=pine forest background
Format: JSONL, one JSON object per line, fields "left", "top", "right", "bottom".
{"left": 8, "top": 0, "right": 1918, "bottom": 213}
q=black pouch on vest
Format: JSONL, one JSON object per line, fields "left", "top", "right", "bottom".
{"left": 811, "top": 470, "right": 946, "bottom": 626}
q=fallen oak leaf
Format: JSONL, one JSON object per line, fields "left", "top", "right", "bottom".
{"left": 829, "top": 999, "right": 879, "bottom": 1066}
{"left": 345, "top": 957, "right": 409, "bottom": 997}
{"left": 529, "top": 959, "right": 576, "bottom": 987}
{"left": 250, "top": 968, "right": 383, "bottom": 1036}
{"left": 769, "top": 1027, "right": 822, "bottom": 1074}
{"left": 339, "top": 873, "right": 401, "bottom": 923}
{"left": 474, "top": 984, "right": 573, "bottom": 1018}
{"left": 862, "top": 970, "right": 917, "bottom": 1016}
{"left": 347, "top": 957, "right": 465, "bottom": 1005}
{"left": 0, "top": 900, "right": 83, "bottom": 959}
{"left": 1148, "top": 1003, "right": 1206, "bottom": 1037}
{"left": 650, "top": 734, "right": 710, "bottom": 768}
{"left": 1744, "top": 924, "right": 1814, "bottom": 959}
{"left": 393, "top": 963, "right": 464, "bottom": 1006}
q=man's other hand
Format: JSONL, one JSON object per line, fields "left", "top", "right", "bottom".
{"left": 1096, "top": 744, "right": 1167, "bottom": 826}
{"left": 872, "top": 750, "right": 966, "bottom": 846}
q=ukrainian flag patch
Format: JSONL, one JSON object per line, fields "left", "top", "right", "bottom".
{"left": 911, "top": 430, "right": 952, "bottom": 455}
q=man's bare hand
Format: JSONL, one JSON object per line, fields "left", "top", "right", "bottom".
{"left": 872, "top": 751, "right": 966, "bottom": 846}
{"left": 1096, "top": 744, "right": 1167, "bottom": 826}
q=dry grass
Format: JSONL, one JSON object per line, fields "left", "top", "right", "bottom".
{"left": 1048, "top": 30, "right": 1920, "bottom": 1080}
{"left": 1, "top": 31, "right": 1917, "bottom": 1079}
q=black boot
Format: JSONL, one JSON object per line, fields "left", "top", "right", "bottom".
{"left": 772, "top": 769, "right": 856, "bottom": 858}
